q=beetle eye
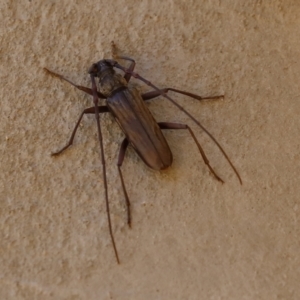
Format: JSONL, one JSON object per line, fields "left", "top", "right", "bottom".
{"left": 88, "top": 63, "right": 98, "bottom": 75}
{"left": 104, "top": 59, "right": 117, "bottom": 67}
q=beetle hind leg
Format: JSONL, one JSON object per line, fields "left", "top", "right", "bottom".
{"left": 158, "top": 122, "right": 224, "bottom": 183}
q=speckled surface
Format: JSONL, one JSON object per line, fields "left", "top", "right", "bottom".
{"left": 1, "top": 1, "right": 300, "bottom": 299}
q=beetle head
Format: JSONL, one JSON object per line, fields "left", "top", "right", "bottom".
{"left": 88, "top": 59, "right": 116, "bottom": 78}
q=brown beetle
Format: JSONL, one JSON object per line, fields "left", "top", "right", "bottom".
{"left": 44, "top": 47, "right": 241, "bottom": 264}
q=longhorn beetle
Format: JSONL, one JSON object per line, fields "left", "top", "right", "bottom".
{"left": 44, "top": 44, "right": 242, "bottom": 264}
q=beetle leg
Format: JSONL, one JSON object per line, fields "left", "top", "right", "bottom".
{"left": 123, "top": 58, "right": 136, "bottom": 83}
{"left": 51, "top": 106, "right": 109, "bottom": 156}
{"left": 110, "top": 42, "right": 136, "bottom": 83}
{"left": 158, "top": 122, "right": 224, "bottom": 183}
{"left": 142, "top": 88, "right": 223, "bottom": 101}
{"left": 44, "top": 68, "right": 106, "bottom": 99}
{"left": 117, "top": 138, "right": 131, "bottom": 228}
{"left": 114, "top": 57, "right": 136, "bottom": 83}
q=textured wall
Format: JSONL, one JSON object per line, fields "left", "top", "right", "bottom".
{"left": 1, "top": 1, "right": 300, "bottom": 299}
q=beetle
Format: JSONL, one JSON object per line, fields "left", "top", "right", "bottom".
{"left": 44, "top": 45, "right": 242, "bottom": 264}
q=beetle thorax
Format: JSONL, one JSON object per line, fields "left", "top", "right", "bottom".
{"left": 98, "top": 72, "right": 127, "bottom": 97}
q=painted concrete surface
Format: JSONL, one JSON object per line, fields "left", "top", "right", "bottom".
{"left": 1, "top": 1, "right": 300, "bottom": 299}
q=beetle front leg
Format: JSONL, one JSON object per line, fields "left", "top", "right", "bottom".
{"left": 111, "top": 42, "right": 136, "bottom": 83}
{"left": 44, "top": 68, "right": 106, "bottom": 99}
{"left": 122, "top": 57, "right": 136, "bottom": 83}
{"left": 158, "top": 122, "right": 224, "bottom": 183}
{"left": 52, "top": 106, "right": 109, "bottom": 156}
{"left": 117, "top": 138, "right": 131, "bottom": 228}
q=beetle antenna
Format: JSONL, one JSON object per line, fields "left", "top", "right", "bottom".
{"left": 90, "top": 73, "right": 120, "bottom": 264}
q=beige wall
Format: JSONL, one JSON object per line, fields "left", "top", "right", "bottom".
{"left": 1, "top": 1, "right": 300, "bottom": 299}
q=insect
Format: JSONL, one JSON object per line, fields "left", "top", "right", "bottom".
{"left": 44, "top": 44, "right": 242, "bottom": 264}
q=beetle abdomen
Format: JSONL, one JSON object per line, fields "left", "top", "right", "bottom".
{"left": 107, "top": 88, "right": 173, "bottom": 170}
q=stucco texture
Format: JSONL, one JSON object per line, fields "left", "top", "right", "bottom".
{"left": 1, "top": 1, "right": 300, "bottom": 299}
